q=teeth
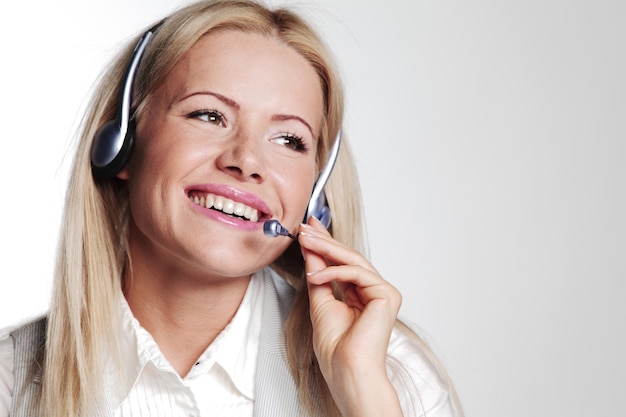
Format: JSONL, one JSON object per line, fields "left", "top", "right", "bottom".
{"left": 189, "top": 192, "right": 261, "bottom": 222}
{"left": 223, "top": 199, "right": 235, "bottom": 214}
{"left": 214, "top": 196, "right": 224, "bottom": 211}
{"left": 234, "top": 202, "right": 245, "bottom": 216}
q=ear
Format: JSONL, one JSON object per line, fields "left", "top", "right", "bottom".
{"left": 116, "top": 166, "right": 130, "bottom": 180}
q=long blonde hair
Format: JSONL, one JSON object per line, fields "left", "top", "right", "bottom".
{"left": 43, "top": 1, "right": 462, "bottom": 416}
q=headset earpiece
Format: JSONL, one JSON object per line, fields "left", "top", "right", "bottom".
{"left": 91, "top": 119, "right": 137, "bottom": 179}
{"left": 90, "top": 28, "right": 156, "bottom": 179}
{"left": 305, "top": 130, "right": 342, "bottom": 228}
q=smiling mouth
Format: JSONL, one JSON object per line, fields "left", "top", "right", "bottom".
{"left": 188, "top": 192, "right": 265, "bottom": 222}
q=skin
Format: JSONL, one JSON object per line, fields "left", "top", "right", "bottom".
{"left": 119, "top": 29, "right": 403, "bottom": 417}
{"left": 300, "top": 218, "right": 403, "bottom": 417}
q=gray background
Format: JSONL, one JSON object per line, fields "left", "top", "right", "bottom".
{"left": 1, "top": 1, "right": 624, "bottom": 416}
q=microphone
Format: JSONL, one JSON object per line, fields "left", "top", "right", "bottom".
{"left": 263, "top": 220, "right": 295, "bottom": 239}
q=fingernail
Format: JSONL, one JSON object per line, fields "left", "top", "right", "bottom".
{"left": 309, "top": 216, "right": 323, "bottom": 226}
{"left": 299, "top": 224, "right": 320, "bottom": 237}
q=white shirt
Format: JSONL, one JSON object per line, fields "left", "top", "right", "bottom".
{"left": 0, "top": 268, "right": 455, "bottom": 417}
{"left": 112, "top": 269, "right": 265, "bottom": 417}
{"left": 0, "top": 270, "right": 265, "bottom": 417}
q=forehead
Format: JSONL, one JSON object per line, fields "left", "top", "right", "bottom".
{"left": 157, "top": 29, "right": 325, "bottom": 134}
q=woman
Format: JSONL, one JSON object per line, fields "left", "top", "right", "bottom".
{"left": 0, "top": 1, "right": 462, "bottom": 416}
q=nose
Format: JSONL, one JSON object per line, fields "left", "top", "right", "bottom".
{"left": 215, "top": 131, "right": 265, "bottom": 183}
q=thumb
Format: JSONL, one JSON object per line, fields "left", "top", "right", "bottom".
{"left": 299, "top": 229, "right": 334, "bottom": 310}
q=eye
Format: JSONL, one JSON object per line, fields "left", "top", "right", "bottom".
{"left": 186, "top": 109, "right": 225, "bottom": 126}
{"left": 271, "top": 133, "right": 308, "bottom": 152}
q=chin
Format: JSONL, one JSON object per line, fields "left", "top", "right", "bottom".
{"left": 190, "top": 237, "right": 287, "bottom": 277}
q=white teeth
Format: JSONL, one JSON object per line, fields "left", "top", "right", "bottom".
{"left": 189, "top": 193, "right": 261, "bottom": 222}
{"left": 214, "top": 196, "right": 224, "bottom": 210}
{"left": 234, "top": 202, "right": 245, "bottom": 216}
{"left": 223, "top": 199, "right": 235, "bottom": 214}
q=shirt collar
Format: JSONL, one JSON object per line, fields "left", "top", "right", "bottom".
{"left": 111, "top": 269, "right": 266, "bottom": 407}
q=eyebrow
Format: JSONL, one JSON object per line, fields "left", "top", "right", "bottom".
{"left": 181, "top": 91, "right": 315, "bottom": 137}
{"left": 271, "top": 114, "right": 315, "bottom": 138}
{"left": 181, "top": 91, "right": 240, "bottom": 110}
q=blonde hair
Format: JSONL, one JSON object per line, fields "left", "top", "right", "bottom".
{"left": 43, "top": 1, "right": 462, "bottom": 416}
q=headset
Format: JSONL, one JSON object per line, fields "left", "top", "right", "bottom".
{"left": 305, "top": 129, "right": 341, "bottom": 228}
{"left": 89, "top": 25, "right": 341, "bottom": 235}
{"left": 90, "top": 27, "right": 157, "bottom": 180}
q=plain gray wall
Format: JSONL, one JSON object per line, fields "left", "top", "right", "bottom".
{"left": 1, "top": 1, "right": 624, "bottom": 416}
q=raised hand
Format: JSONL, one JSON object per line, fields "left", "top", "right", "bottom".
{"left": 298, "top": 217, "right": 404, "bottom": 417}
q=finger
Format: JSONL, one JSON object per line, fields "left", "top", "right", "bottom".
{"left": 308, "top": 265, "right": 402, "bottom": 310}
{"left": 307, "top": 215, "right": 331, "bottom": 234}
{"left": 301, "top": 239, "right": 335, "bottom": 299}
{"left": 300, "top": 232, "right": 328, "bottom": 275}
{"left": 298, "top": 224, "right": 377, "bottom": 274}
{"left": 299, "top": 219, "right": 343, "bottom": 310}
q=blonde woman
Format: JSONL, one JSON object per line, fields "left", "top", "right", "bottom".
{"left": 0, "top": 1, "right": 462, "bottom": 416}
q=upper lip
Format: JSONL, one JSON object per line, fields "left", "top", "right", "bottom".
{"left": 184, "top": 183, "right": 273, "bottom": 219}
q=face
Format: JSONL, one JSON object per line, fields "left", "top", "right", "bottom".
{"left": 119, "top": 30, "right": 324, "bottom": 281}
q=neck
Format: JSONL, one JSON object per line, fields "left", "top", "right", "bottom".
{"left": 123, "top": 259, "right": 252, "bottom": 377}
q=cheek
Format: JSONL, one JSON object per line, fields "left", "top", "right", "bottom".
{"left": 130, "top": 111, "right": 182, "bottom": 175}
{"left": 128, "top": 125, "right": 191, "bottom": 183}
{"left": 279, "top": 161, "right": 318, "bottom": 216}
{"left": 123, "top": 136, "right": 180, "bottom": 214}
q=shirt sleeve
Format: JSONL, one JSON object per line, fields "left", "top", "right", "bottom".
{"left": 0, "top": 335, "right": 14, "bottom": 417}
{"left": 386, "top": 326, "right": 456, "bottom": 417}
